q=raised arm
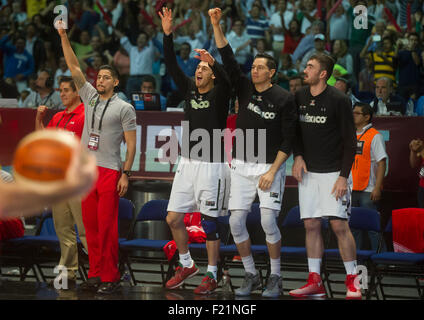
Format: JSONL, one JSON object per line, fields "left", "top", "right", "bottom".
{"left": 56, "top": 20, "right": 87, "bottom": 90}
{"left": 209, "top": 8, "right": 228, "bottom": 49}
{"left": 159, "top": 7, "right": 192, "bottom": 94}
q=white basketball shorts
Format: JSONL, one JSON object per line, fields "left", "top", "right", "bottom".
{"left": 167, "top": 157, "right": 230, "bottom": 217}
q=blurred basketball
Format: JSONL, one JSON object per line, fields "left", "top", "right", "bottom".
{"left": 13, "top": 129, "right": 80, "bottom": 188}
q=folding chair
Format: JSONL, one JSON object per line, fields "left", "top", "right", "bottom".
{"left": 279, "top": 205, "right": 329, "bottom": 295}
{"left": 118, "top": 199, "right": 173, "bottom": 286}
{"left": 322, "top": 207, "right": 382, "bottom": 299}
{"left": 368, "top": 209, "right": 424, "bottom": 300}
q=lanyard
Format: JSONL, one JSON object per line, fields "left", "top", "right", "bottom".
{"left": 56, "top": 112, "right": 75, "bottom": 129}
{"left": 91, "top": 96, "right": 112, "bottom": 132}
{"left": 357, "top": 125, "right": 372, "bottom": 141}
{"left": 37, "top": 91, "right": 54, "bottom": 106}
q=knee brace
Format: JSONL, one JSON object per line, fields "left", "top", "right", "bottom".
{"left": 229, "top": 210, "right": 249, "bottom": 244}
{"left": 260, "top": 208, "right": 281, "bottom": 244}
{"left": 201, "top": 214, "right": 220, "bottom": 241}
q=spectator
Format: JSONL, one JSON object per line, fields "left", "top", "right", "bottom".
{"left": 73, "top": 0, "right": 100, "bottom": 35}
{"left": 397, "top": 32, "right": 421, "bottom": 100}
{"left": 245, "top": 4, "right": 270, "bottom": 42}
{"left": 252, "top": 38, "right": 274, "bottom": 57}
{"left": 288, "top": 74, "right": 303, "bottom": 94}
{"left": 25, "top": 23, "right": 46, "bottom": 72}
{"left": 291, "top": 20, "right": 323, "bottom": 64}
{"left": 22, "top": 70, "right": 63, "bottom": 109}
{"left": 350, "top": 102, "right": 388, "bottom": 251}
{"left": 140, "top": 74, "right": 167, "bottom": 111}
{"left": 71, "top": 30, "right": 93, "bottom": 57}
{"left": 334, "top": 77, "right": 360, "bottom": 107}
{"left": 277, "top": 53, "right": 298, "bottom": 90}
{"left": 282, "top": 18, "right": 304, "bottom": 56}
{"left": 112, "top": 45, "right": 130, "bottom": 92}
{"left": 365, "top": 36, "right": 397, "bottom": 85}
{"left": 175, "top": 22, "right": 207, "bottom": 58}
{"left": 370, "top": 77, "right": 406, "bottom": 116}
{"left": 114, "top": 29, "right": 156, "bottom": 97}
{"left": 54, "top": 57, "right": 72, "bottom": 89}
{"left": 358, "top": 55, "right": 375, "bottom": 93}
{"left": 269, "top": 0, "right": 294, "bottom": 59}
{"left": 10, "top": 2, "right": 27, "bottom": 27}
{"left": 409, "top": 138, "right": 424, "bottom": 208}
{"left": 332, "top": 39, "right": 354, "bottom": 82}
{"left": 298, "top": 0, "right": 318, "bottom": 35}
{"left": 299, "top": 34, "right": 330, "bottom": 72}
{"left": 226, "top": 19, "right": 252, "bottom": 72}
{"left": 327, "top": 0, "right": 349, "bottom": 41}
{"left": 0, "top": 33, "right": 35, "bottom": 93}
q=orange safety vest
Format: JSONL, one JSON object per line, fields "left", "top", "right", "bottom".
{"left": 351, "top": 127, "right": 380, "bottom": 191}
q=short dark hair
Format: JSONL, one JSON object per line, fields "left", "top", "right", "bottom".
{"left": 254, "top": 53, "right": 277, "bottom": 71}
{"left": 289, "top": 75, "right": 303, "bottom": 82}
{"left": 59, "top": 76, "right": 77, "bottom": 91}
{"left": 309, "top": 53, "right": 335, "bottom": 81}
{"left": 141, "top": 75, "right": 156, "bottom": 89}
{"left": 354, "top": 102, "right": 373, "bottom": 123}
{"left": 99, "top": 65, "right": 120, "bottom": 80}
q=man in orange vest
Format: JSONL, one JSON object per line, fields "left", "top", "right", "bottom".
{"left": 350, "top": 102, "right": 387, "bottom": 251}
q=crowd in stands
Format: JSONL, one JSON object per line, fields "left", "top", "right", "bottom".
{"left": 1, "top": 0, "right": 424, "bottom": 115}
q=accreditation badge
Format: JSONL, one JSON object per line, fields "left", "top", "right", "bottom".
{"left": 88, "top": 133, "right": 100, "bottom": 151}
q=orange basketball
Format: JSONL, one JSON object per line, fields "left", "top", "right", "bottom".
{"left": 13, "top": 129, "right": 80, "bottom": 188}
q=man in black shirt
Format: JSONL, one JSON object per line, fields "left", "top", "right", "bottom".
{"left": 210, "top": 8, "right": 297, "bottom": 298}
{"left": 290, "top": 53, "right": 360, "bottom": 299}
{"left": 159, "top": 7, "right": 231, "bottom": 295}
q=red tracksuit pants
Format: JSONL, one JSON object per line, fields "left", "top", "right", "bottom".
{"left": 82, "top": 166, "right": 120, "bottom": 282}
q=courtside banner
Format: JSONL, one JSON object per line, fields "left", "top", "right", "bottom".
{"left": 0, "top": 108, "right": 423, "bottom": 191}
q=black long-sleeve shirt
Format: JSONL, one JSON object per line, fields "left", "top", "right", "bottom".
{"left": 163, "top": 33, "right": 231, "bottom": 162}
{"left": 293, "top": 85, "right": 356, "bottom": 178}
{"left": 218, "top": 44, "right": 297, "bottom": 164}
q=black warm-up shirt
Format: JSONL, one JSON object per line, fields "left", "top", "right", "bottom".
{"left": 218, "top": 44, "right": 297, "bottom": 164}
{"left": 163, "top": 33, "right": 231, "bottom": 162}
{"left": 293, "top": 85, "right": 356, "bottom": 178}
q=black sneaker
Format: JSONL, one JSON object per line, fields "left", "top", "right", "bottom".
{"left": 80, "top": 277, "right": 101, "bottom": 292}
{"left": 97, "top": 281, "right": 122, "bottom": 295}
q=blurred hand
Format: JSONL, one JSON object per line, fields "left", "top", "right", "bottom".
{"left": 55, "top": 19, "right": 67, "bottom": 37}
{"left": 410, "top": 139, "right": 424, "bottom": 152}
{"left": 36, "top": 105, "right": 48, "bottom": 120}
{"left": 208, "top": 8, "right": 222, "bottom": 26}
{"left": 193, "top": 49, "right": 215, "bottom": 65}
{"left": 158, "top": 7, "right": 173, "bottom": 36}
{"left": 117, "top": 174, "right": 129, "bottom": 197}
{"left": 258, "top": 169, "right": 276, "bottom": 191}
{"left": 331, "top": 176, "right": 348, "bottom": 201}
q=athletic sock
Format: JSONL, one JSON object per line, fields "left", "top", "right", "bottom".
{"left": 241, "top": 255, "right": 257, "bottom": 276}
{"left": 179, "top": 251, "right": 193, "bottom": 268}
{"left": 207, "top": 265, "right": 218, "bottom": 280}
{"left": 344, "top": 260, "right": 357, "bottom": 275}
{"left": 308, "top": 258, "right": 322, "bottom": 274}
{"left": 270, "top": 258, "right": 281, "bottom": 277}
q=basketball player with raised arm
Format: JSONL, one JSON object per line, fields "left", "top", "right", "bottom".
{"left": 210, "top": 8, "right": 297, "bottom": 298}
{"left": 159, "top": 7, "right": 232, "bottom": 295}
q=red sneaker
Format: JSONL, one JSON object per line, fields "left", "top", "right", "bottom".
{"left": 232, "top": 255, "right": 242, "bottom": 262}
{"left": 289, "top": 272, "right": 326, "bottom": 298}
{"left": 166, "top": 262, "right": 199, "bottom": 289}
{"left": 194, "top": 272, "right": 217, "bottom": 295}
{"left": 345, "top": 274, "right": 362, "bottom": 300}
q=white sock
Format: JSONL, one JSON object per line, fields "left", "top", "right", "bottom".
{"left": 179, "top": 251, "right": 193, "bottom": 268}
{"left": 344, "top": 260, "right": 357, "bottom": 275}
{"left": 270, "top": 258, "right": 281, "bottom": 276}
{"left": 308, "top": 258, "right": 322, "bottom": 274}
{"left": 207, "top": 265, "right": 218, "bottom": 279}
{"left": 241, "top": 255, "right": 257, "bottom": 275}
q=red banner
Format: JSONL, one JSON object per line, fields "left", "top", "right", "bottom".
{"left": 0, "top": 108, "right": 423, "bottom": 192}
